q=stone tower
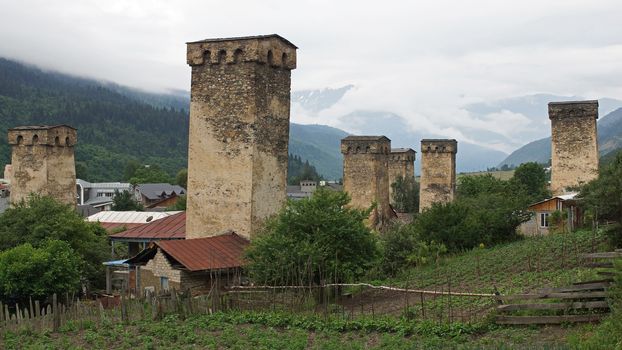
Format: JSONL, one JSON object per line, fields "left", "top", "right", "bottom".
{"left": 341, "top": 136, "right": 394, "bottom": 227}
{"left": 388, "top": 148, "right": 416, "bottom": 203}
{"left": 419, "top": 139, "right": 457, "bottom": 212}
{"left": 185, "top": 35, "right": 297, "bottom": 240}
{"left": 7, "top": 125, "right": 77, "bottom": 206}
{"left": 549, "top": 100, "right": 599, "bottom": 195}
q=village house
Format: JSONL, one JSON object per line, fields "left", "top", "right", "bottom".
{"left": 520, "top": 193, "right": 582, "bottom": 236}
{"left": 76, "top": 179, "right": 131, "bottom": 211}
{"left": 103, "top": 211, "right": 187, "bottom": 293}
{"left": 286, "top": 180, "right": 317, "bottom": 200}
{"left": 134, "top": 183, "right": 185, "bottom": 210}
{"left": 108, "top": 211, "right": 186, "bottom": 257}
{"left": 124, "top": 232, "right": 248, "bottom": 295}
{"left": 87, "top": 210, "right": 182, "bottom": 233}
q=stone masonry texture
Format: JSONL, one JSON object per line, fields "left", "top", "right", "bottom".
{"left": 549, "top": 101, "right": 599, "bottom": 196}
{"left": 185, "top": 35, "right": 297, "bottom": 240}
{"left": 341, "top": 136, "right": 394, "bottom": 228}
{"left": 419, "top": 139, "right": 457, "bottom": 212}
{"left": 388, "top": 148, "right": 416, "bottom": 203}
{"left": 7, "top": 125, "right": 77, "bottom": 206}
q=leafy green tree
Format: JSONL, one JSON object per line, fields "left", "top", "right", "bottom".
{"left": 0, "top": 195, "right": 110, "bottom": 288}
{"left": 175, "top": 168, "right": 188, "bottom": 189}
{"left": 391, "top": 176, "right": 419, "bottom": 213}
{"left": 123, "top": 159, "right": 141, "bottom": 181}
{"left": 511, "top": 162, "right": 549, "bottom": 202}
{"left": 379, "top": 223, "right": 446, "bottom": 276}
{"left": 413, "top": 175, "right": 530, "bottom": 253}
{"left": 75, "top": 161, "right": 89, "bottom": 180}
{"left": 287, "top": 154, "right": 323, "bottom": 185}
{"left": 245, "top": 188, "right": 380, "bottom": 285}
{"left": 165, "top": 194, "right": 187, "bottom": 211}
{"left": 128, "top": 165, "right": 172, "bottom": 185}
{"left": 549, "top": 210, "right": 569, "bottom": 234}
{"left": 579, "top": 152, "right": 622, "bottom": 246}
{"left": 0, "top": 240, "right": 82, "bottom": 301}
{"left": 380, "top": 224, "right": 419, "bottom": 276}
{"left": 112, "top": 189, "right": 143, "bottom": 211}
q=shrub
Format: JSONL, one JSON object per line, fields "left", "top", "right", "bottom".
{"left": 0, "top": 240, "right": 82, "bottom": 301}
{"left": 245, "top": 188, "right": 380, "bottom": 285}
{"left": 0, "top": 195, "right": 110, "bottom": 288}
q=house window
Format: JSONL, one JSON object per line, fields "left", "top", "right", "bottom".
{"left": 160, "top": 277, "right": 169, "bottom": 291}
{"left": 540, "top": 213, "right": 549, "bottom": 228}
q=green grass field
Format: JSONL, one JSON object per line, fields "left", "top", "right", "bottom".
{"left": 1, "top": 229, "right": 617, "bottom": 349}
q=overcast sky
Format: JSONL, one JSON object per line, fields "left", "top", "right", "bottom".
{"left": 1, "top": 0, "right": 621, "bottom": 152}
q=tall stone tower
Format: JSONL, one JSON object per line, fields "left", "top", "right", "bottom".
{"left": 549, "top": 100, "right": 599, "bottom": 195}
{"left": 185, "top": 35, "right": 297, "bottom": 240}
{"left": 341, "top": 136, "right": 394, "bottom": 227}
{"left": 419, "top": 139, "right": 457, "bottom": 212}
{"left": 388, "top": 148, "right": 416, "bottom": 203}
{"left": 7, "top": 125, "right": 77, "bottom": 206}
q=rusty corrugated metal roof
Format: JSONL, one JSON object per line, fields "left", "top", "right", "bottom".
{"left": 109, "top": 212, "right": 186, "bottom": 240}
{"left": 100, "top": 222, "right": 145, "bottom": 232}
{"left": 156, "top": 233, "right": 249, "bottom": 271}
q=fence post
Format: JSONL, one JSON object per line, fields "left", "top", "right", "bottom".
{"left": 121, "top": 294, "right": 128, "bottom": 324}
{"left": 52, "top": 293, "right": 60, "bottom": 332}
{"left": 186, "top": 289, "right": 193, "bottom": 316}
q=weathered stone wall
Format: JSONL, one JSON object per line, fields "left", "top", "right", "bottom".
{"left": 419, "top": 139, "right": 457, "bottom": 212}
{"left": 7, "top": 126, "right": 77, "bottom": 206}
{"left": 388, "top": 149, "right": 416, "bottom": 202}
{"left": 140, "top": 249, "right": 240, "bottom": 295}
{"left": 549, "top": 101, "right": 599, "bottom": 195}
{"left": 140, "top": 249, "right": 182, "bottom": 294}
{"left": 185, "top": 35, "right": 297, "bottom": 240}
{"left": 341, "top": 136, "right": 394, "bottom": 227}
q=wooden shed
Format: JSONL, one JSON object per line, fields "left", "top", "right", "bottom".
{"left": 519, "top": 193, "right": 581, "bottom": 236}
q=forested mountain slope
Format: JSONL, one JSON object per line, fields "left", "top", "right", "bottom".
{"left": 0, "top": 58, "right": 346, "bottom": 181}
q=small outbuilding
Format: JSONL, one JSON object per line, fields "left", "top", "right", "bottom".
{"left": 126, "top": 232, "right": 248, "bottom": 296}
{"left": 520, "top": 193, "right": 582, "bottom": 236}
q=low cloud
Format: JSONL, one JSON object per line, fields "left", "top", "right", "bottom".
{"left": 1, "top": 0, "right": 621, "bottom": 152}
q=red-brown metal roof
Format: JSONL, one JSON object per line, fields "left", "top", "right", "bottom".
{"left": 156, "top": 233, "right": 249, "bottom": 271}
{"left": 100, "top": 222, "right": 145, "bottom": 232}
{"left": 109, "top": 212, "right": 186, "bottom": 240}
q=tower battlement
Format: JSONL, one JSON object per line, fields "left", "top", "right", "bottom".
{"left": 420, "top": 139, "right": 457, "bottom": 154}
{"left": 390, "top": 148, "right": 416, "bottom": 162}
{"left": 341, "top": 136, "right": 390, "bottom": 155}
{"left": 187, "top": 34, "right": 297, "bottom": 69}
{"left": 185, "top": 34, "right": 297, "bottom": 240}
{"left": 8, "top": 125, "right": 76, "bottom": 147}
{"left": 341, "top": 135, "right": 394, "bottom": 227}
{"left": 8, "top": 125, "right": 77, "bottom": 206}
{"left": 548, "top": 100, "right": 599, "bottom": 195}
{"left": 419, "top": 139, "right": 457, "bottom": 211}
{"left": 548, "top": 101, "right": 599, "bottom": 120}
{"left": 388, "top": 148, "right": 416, "bottom": 209}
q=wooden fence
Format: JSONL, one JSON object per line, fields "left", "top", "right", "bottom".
{"left": 0, "top": 282, "right": 498, "bottom": 334}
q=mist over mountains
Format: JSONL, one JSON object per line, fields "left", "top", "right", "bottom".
{"left": 2, "top": 56, "right": 621, "bottom": 182}
{"left": 499, "top": 107, "right": 622, "bottom": 167}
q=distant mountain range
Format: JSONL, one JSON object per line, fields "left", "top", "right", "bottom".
{"left": 498, "top": 106, "right": 622, "bottom": 167}
{"left": 0, "top": 58, "right": 352, "bottom": 181}
{"left": 3, "top": 56, "right": 620, "bottom": 182}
